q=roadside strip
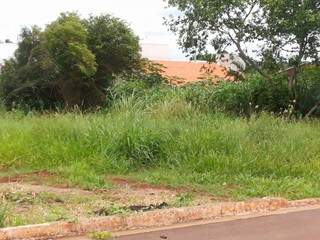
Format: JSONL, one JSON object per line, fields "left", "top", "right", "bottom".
{"left": 1, "top": 198, "right": 320, "bottom": 240}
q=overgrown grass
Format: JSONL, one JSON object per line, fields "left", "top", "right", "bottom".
{"left": 0, "top": 202, "right": 7, "bottom": 228}
{"left": 1, "top": 100, "right": 320, "bottom": 200}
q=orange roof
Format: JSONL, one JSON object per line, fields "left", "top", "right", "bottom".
{"left": 153, "top": 60, "right": 232, "bottom": 85}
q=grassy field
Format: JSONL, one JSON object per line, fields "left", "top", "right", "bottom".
{"left": 1, "top": 102, "right": 320, "bottom": 201}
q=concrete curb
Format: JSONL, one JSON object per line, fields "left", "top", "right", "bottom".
{"left": 0, "top": 198, "right": 318, "bottom": 240}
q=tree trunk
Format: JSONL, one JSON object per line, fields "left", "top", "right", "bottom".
{"left": 57, "top": 78, "right": 83, "bottom": 109}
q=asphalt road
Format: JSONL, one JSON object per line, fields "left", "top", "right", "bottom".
{"left": 112, "top": 209, "right": 320, "bottom": 240}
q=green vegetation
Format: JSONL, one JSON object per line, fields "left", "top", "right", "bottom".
{"left": 1, "top": 191, "right": 71, "bottom": 226}
{"left": 110, "top": 67, "right": 320, "bottom": 117}
{"left": 0, "top": 9, "right": 318, "bottom": 115}
{"left": 174, "top": 193, "right": 194, "bottom": 207}
{"left": 166, "top": 0, "right": 320, "bottom": 79}
{"left": 88, "top": 231, "right": 112, "bottom": 240}
{"left": 0, "top": 12, "right": 141, "bottom": 110}
{"left": 0, "top": 188, "right": 134, "bottom": 227}
{"left": 0, "top": 7, "right": 319, "bottom": 222}
{"left": 0, "top": 201, "right": 8, "bottom": 228}
{"left": 1, "top": 93, "right": 320, "bottom": 200}
{"left": 166, "top": 0, "right": 320, "bottom": 113}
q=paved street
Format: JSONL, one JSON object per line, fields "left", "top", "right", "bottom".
{"left": 113, "top": 209, "right": 320, "bottom": 240}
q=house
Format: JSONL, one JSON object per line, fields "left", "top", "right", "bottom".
{"left": 140, "top": 43, "right": 234, "bottom": 85}
{"left": 152, "top": 60, "right": 233, "bottom": 85}
{"left": 141, "top": 43, "right": 171, "bottom": 60}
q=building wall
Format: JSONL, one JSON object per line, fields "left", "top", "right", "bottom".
{"left": 141, "top": 43, "right": 171, "bottom": 60}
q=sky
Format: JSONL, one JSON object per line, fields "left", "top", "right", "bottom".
{"left": 0, "top": 0, "right": 186, "bottom": 61}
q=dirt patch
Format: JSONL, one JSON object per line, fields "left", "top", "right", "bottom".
{"left": 110, "top": 177, "right": 180, "bottom": 192}
{"left": 105, "top": 180, "right": 179, "bottom": 206}
{"left": 0, "top": 172, "right": 216, "bottom": 228}
{"left": 109, "top": 176, "right": 223, "bottom": 203}
{"left": 0, "top": 183, "right": 94, "bottom": 196}
{"left": 0, "top": 173, "right": 214, "bottom": 205}
{"left": 0, "top": 178, "right": 212, "bottom": 228}
{"left": 0, "top": 182, "right": 175, "bottom": 227}
{"left": 0, "top": 171, "right": 55, "bottom": 185}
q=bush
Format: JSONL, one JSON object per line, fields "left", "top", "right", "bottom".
{"left": 297, "top": 66, "right": 320, "bottom": 117}
{"left": 211, "top": 80, "right": 253, "bottom": 115}
{"left": 181, "top": 82, "right": 217, "bottom": 112}
{"left": 108, "top": 69, "right": 319, "bottom": 118}
{"left": 181, "top": 74, "right": 291, "bottom": 116}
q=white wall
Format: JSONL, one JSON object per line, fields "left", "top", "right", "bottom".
{"left": 141, "top": 43, "right": 171, "bottom": 60}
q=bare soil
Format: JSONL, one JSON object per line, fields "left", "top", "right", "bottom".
{"left": 0, "top": 172, "right": 214, "bottom": 227}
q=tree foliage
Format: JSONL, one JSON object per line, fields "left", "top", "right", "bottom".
{"left": 0, "top": 26, "right": 60, "bottom": 110}
{"left": 85, "top": 15, "right": 141, "bottom": 81}
{"left": 44, "top": 13, "right": 97, "bottom": 78}
{"left": 261, "top": 0, "right": 320, "bottom": 67}
{"left": 0, "top": 12, "right": 141, "bottom": 110}
{"left": 165, "top": 0, "right": 320, "bottom": 77}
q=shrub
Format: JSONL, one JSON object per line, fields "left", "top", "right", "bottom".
{"left": 211, "top": 80, "right": 253, "bottom": 115}
{"left": 181, "top": 82, "right": 217, "bottom": 112}
{"left": 181, "top": 74, "right": 291, "bottom": 116}
{"left": 108, "top": 68, "right": 319, "bottom": 118}
{"left": 297, "top": 66, "right": 320, "bottom": 117}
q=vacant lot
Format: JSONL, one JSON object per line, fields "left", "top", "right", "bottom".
{"left": 1, "top": 106, "right": 320, "bottom": 204}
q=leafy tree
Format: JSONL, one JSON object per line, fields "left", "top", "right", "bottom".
{"left": 0, "top": 26, "right": 61, "bottom": 110}
{"left": 84, "top": 14, "right": 141, "bottom": 88}
{"left": 262, "top": 0, "right": 320, "bottom": 66}
{"left": 261, "top": 0, "right": 320, "bottom": 94}
{"left": 0, "top": 12, "right": 142, "bottom": 110}
{"left": 165, "top": 0, "right": 320, "bottom": 78}
{"left": 43, "top": 13, "right": 99, "bottom": 108}
{"left": 165, "top": 0, "right": 269, "bottom": 77}
{"left": 193, "top": 52, "right": 216, "bottom": 62}
{"left": 261, "top": 0, "right": 320, "bottom": 109}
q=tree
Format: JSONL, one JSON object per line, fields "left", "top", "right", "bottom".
{"left": 0, "top": 26, "right": 61, "bottom": 110}
{"left": 0, "top": 12, "right": 142, "bottom": 110}
{"left": 165, "top": 0, "right": 320, "bottom": 79}
{"left": 261, "top": 0, "right": 320, "bottom": 89}
{"left": 263, "top": 0, "right": 320, "bottom": 66}
{"left": 84, "top": 14, "right": 141, "bottom": 89}
{"left": 165, "top": 0, "right": 270, "bottom": 78}
{"left": 193, "top": 52, "right": 216, "bottom": 62}
{"left": 43, "top": 13, "right": 99, "bottom": 108}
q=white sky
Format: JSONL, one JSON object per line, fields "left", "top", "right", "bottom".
{"left": 0, "top": 0, "right": 186, "bottom": 61}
